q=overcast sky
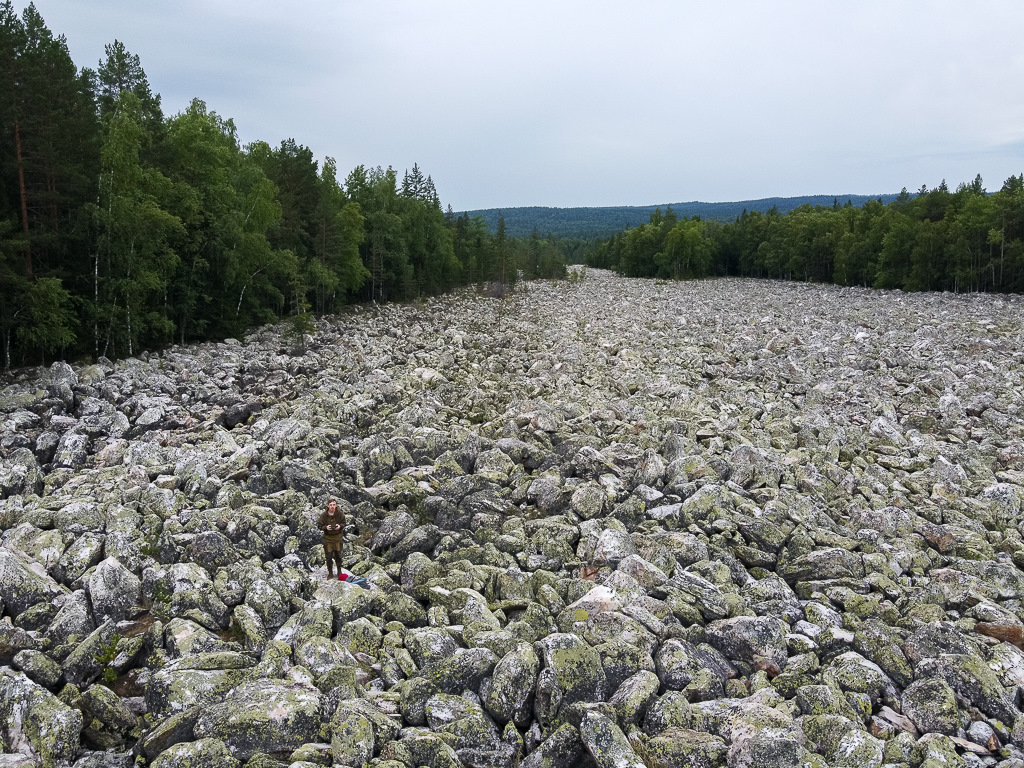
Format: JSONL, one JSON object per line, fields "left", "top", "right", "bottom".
{"left": 21, "top": 0, "right": 1024, "bottom": 211}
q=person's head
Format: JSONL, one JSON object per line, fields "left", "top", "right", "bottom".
{"left": 326, "top": 499, "right": 338, "bottom": 514}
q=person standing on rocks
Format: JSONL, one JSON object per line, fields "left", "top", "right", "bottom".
{"left": 318, "top": 499, "right": 345, "bottom": 579}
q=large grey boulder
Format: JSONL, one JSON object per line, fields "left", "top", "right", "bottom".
{"left": 145, "top": 656, "right": 253, "bottom": 717}
{"left": 0, "top": 548, "right": 66, "bottom": 616}
{"left": 534, "top": 633, "right": 607, "bottom": 726}
{"left": 426, "top": 693, "right": 502, "bottom": 751}
{"left": 520, "top": 723, "right": 584, "bottom": 768}
{"left": 86, "top": 557, "right": 141, "bottom": 624}
{"left": 150, "top": 737, "right": 241, "bottom": 768}
{"left": 0, "top": 448, "right": 44, "bottom": 497}
{"left": 706, "top": 616, "right": 789, "bottom": 675}
{"left": 484, "top": 640, "right": 541, "bottom": 728}
{"left": 579, "top": 710, "right": 645, "bottom": 768}
{"left": 900, "top": 677, "right": 959, "bottom": 736}
{"left": 62, "top": 619, "right": 118, "bottom": 688}
{"left": 193, "top": 679, "right": 323, "bottom": 760}
{"left": 641, "top": 727, "right": 728, "bottom": 768}
{"left": 0, "top": 667, "right": 83, "bottom": 768}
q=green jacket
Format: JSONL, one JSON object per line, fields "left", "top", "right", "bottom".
{"left": 318, "top": 508, "right": 345, "bottom": 544}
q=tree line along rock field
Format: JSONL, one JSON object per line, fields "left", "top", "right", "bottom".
{"left": 1, "top": 269, "right": 1024, "bottom": 768}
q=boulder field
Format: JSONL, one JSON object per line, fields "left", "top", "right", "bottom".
{"left": 1, "top": 270, "right": 1024, "bottom": 768}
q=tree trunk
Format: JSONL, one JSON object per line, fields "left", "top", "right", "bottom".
{"left": 14, "top": 119, "right": 31, "bottom": 278}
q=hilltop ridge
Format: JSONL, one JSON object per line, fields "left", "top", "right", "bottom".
{"left": 460, "top": 192, "right": 902, "bottom": 238}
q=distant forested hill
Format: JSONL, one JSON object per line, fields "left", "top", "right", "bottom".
{"left": 460, "top": 194, "right": 902, "bottom": 237}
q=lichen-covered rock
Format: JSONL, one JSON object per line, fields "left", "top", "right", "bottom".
{"left": 145, "top": 662, "right": 252, "bottom": 717}
{"left": 393, "top": 728, "right": 462, "bottom": 768}
{"left": 184, "top": 530, "right": 237, "bottom": 572}
{"left": 62, "top": 619, "right": 118, "bottom": 688}
{"left": 230, "top": 603, "right": 268, "bottom": 655}
{"left": 915, "top": 652, "right": 1018, "bottom": 725}
{"left": 426, "top": 693, "right": 501, "bottom": 750}
{"left": 913, "top": 733, "right": 967, "bottom": 768}
{"left": 294, "top": 636, "right": 350, "bottom": 681}
{"left": 52, "top": 534, "right": 103, "bottom": 586}
{"left": 150, "top": 737, "right": 242, "bottom": 768}
{"left": 851, "top": 618, "right": 912, "bottom": 689}
{"left": 0, "top": 667, "right": 83, "bottom": 768}
{"left": 404, "top": 626, "right": 459, "bottom": 668}
{"left": 417, "top": 647, "right": 498, "bottom": 695}
{"left": 162, "top": 617, "right": 229, "bottom": 658}
{"left": 330, "top": 707, "right": 375, "bottom": 768}
{"left": 705, "top": 616, "right": 789, "bottom": 675}
{"left": 609, "top": 669, "right": 659, "bottom": 726}
{"left": 727, "top": 725, "right": 811, "bottom": 768}
{"left": 596, "top": 637, "right": 656, "bottom": 693}
{"left": 642, "top": 691, "right": 693, "bottom": 736}
{"left": 244, "top": 578, "right": 290, "bottom": 629}
{"left": 534, "top": 633, "right": 607, "bottom": 726}
{"left": 137, "top": 707, "right": 203, "bottom": 761}
{"left": 86, "top": 557, "right": 141, "bottom": 624}
{"left": 0, "top": 447, "right": 44, "bottom": 497}
{"left": 641, "top": 727, "right": 728, "bottom": 768}
{"left": 0, "top": 547, "right": 66, "bottom": 616}
{"left": 484, "top": 640, "right": 540, "bottom": 727}
{"left": 828, "top": 728, "right": 885, "bottom": 768}
{"left": 192, "top": 678, "right": 322, "bottom": 760}
{"left": 0, "top": 620, "right": 38, "bottom": 668}
{"left": 900, "top": 677, "right": 959, "bottom": 735}
{"left": 520, "top": 723, "right": 584, "bottom": 768}
{"left": 826, "top": 651, "right": 899, "bottom": 706}
{"left": 779, "top": 547, "right": 864, "bottom": 582}
{"left": 12, "top": 649, "right": 61, "bottom": 689}
{"left": 590, "top": 528, "right": 637, "bottom": 567}
{"left": 578, "top": 710, "right": 645, "bottom": 768}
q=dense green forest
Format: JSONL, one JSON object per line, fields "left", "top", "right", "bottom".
{"left": 0, "top": 3, "right": 567, "bottom": 369}
{"left": 462, "top": 194, "right": 902, "bottom": 239}
{"left": 587, "top": 177, "right": 1024, "bottom": 294}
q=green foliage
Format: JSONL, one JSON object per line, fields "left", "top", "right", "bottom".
{"left": 14, "top": 276, "right": 76, "bottom": 356}
{"left": 93, "top": 633, "right": 121, "bottom": 685}
{"left": 0, "top": 6, "right": 569, "bottom": 367}
{"left": 589, "top": 174, "right": 1024, "bottom": 295}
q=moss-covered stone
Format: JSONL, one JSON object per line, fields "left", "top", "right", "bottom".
{"left": 398, "top": 675, "right": 439, "bottom": 726}
{"left": 829, "top": 728, "right": 884, "bottom": 768}
{"left": 192, "top": 678, "right": 323, "bottom": 761}
{"left": 426, "top": 693, "right": 501, "bottom": 750}
{"left": 519, "top": 722, "right": 583, "bottom": 768}
{"left": 900, "top": 677, "right": 959, "bottom": 736}
{"left": 330, "top": 709, "right": 375, "bottom": 768}
{"left": 150, "top": 737, "right": 242, "bottom": 768}
{"left": 852, "top": 618, "right": 912, "bottom": 689}
{"left": 0, "top": 668, "right": 83, "bottom": 768}
{"left": 609, "top": 669, "right": 660, "bottom": 725}
{"left": 912, "top": 733, "right": 968, "bottom": 768}
{"left": 145, "top": 666, "right": 251, "bottom": 718}
{"left": 642, "top": 727, "right": 727, "bottom": 768}
{"left": 380, "top": 591, "right": 428, "bottom": 627}
{"left": 535, "top": 633, "right": 607, "bottom": 727}
{"left": 417, "top": 646, "right": 498, "bottom": 695}
{"left": 137, "top": 706, "right": 203, "bottom": 761}
{"left": 288, "top": 741, "right": 332, "bottom": 766}
{"left": 0, "top": 547, "right": 67, "bottom": 617}
{"left": 797, "top": 714, "right": 860, "bottom": 760}
{"left": 915, "top": 652, "right": 1016, "bottom": 725}
{"left": 484, "top": 639, "right": 540, "bottom": 728}
{"left": 794, "top": 684, "right": 860, "bottom": 720}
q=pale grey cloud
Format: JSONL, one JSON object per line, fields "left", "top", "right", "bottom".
{"left": 23, "top": 0, "right": 1024, "bottom": 210}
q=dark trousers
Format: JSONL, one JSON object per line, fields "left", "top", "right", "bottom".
{"left": 325, "top": 542, "right": 343, "bottom": 575}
